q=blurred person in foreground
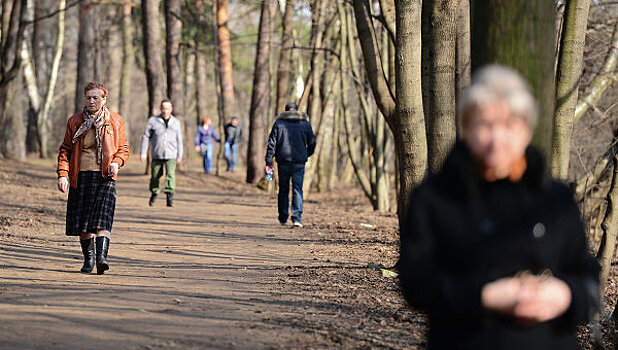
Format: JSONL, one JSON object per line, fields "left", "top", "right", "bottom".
{"left": 57, "top": 82, "right": 130, "bottom": 275}
{"left": 399, "top": 65, "right": 600, "bottom": 349}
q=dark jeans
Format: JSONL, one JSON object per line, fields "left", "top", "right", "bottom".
{"left": 277, "top": 163, "right": 305, "bottom": 224}
{"left": 224, "top": 142, "right": 237, "bottom": 171}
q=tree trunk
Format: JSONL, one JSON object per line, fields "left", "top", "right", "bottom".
{"left": 216, "top": 0, "right": 235, "bottom": 121}
{"left": 456, "top": 0, "right": 471, "bottom": 105}
{"left": 99, "top": 4, "right": 122, "bottom": 112}
{"left": 142, "top": 0, "right": 166, "bottom": 117}
{"left": 471, "top": 0, "right": 556, "bottom": 160}
{"left": 75, "top": 0, "right": 96, "bottom": 113}
{"left": 118, "top": 0, "right": 134, "bottom": 119}
{"left": 195, "top": 40, "right": 208, "bottom": 125}
{"left": 165, "top": 0, "right": 186, "bottom": 158}
{"left": 551, "top": 0, "right": 591, "bottom": 180}
{"left": 422, "top": 0, "right": 459, "bottom": 174}
{"left": 598, "top": 153, "right": 618, "bottom": 291}
{"left": 393, "top": 0, "right": 426, "bottom": 225}
{"left": 276, "top": 0, "right": 296, "bottom": 113}
{"left": 246, "top": 0, "right": 276, "bottom": 184}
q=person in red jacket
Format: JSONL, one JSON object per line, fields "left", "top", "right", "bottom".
{"left": 57, "top": 82, "right": 130, "bottom": 275}
{"left": 399, "top": 65, "right": 599, "bottom": 349}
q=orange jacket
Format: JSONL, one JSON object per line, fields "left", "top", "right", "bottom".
{"left": 57, "top": 111, "right": 130, "bottom": 188}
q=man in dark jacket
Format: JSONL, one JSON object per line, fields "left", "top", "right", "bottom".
{"left": 265, "top": 102, "right": 316, "bottom": 227}
{"left": 224, "top": 117, "right": 242, "bottom": 172}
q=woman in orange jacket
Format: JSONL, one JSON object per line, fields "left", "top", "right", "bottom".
{"left": 57, "top": 82, "right": 130, "bottom": 275}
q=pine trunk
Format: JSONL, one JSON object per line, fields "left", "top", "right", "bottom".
{"left": 217, "top": 0, "right": 235, "bottom": 121}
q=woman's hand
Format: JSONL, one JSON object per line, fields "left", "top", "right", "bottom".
{"left": 107, "top": 162, "right": 119, "bottom": 177}
{"left": 195, "top": 145, "right": 201, "bottom": 152}
{"left": 58, "top": 177, "right": 69, "bottom": 193}
{"left": 513, "top": 276, "right": 572, "bottom": 323}
{"left": 481, "top": 277, "right": 522, "bottom": 314}
{"left": 482, "top": 275, "right": 572, "bottom": 324}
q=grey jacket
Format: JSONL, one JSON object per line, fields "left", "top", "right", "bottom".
{"left": 140, "top": 114, "right": 183, "bottom": 160}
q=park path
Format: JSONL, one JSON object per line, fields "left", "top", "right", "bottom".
{"left": 0, "top": 160, "right": 338, "bottom": 349}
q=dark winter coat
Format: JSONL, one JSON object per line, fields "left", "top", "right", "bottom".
{"left": 265, "top": 111, "right": 316, "bottom": 166}
{"left": 399, "top": 142, "right": 600, "bottom": 350}
{"left": 224, "top": 123, "right": 242, "bottom": 144}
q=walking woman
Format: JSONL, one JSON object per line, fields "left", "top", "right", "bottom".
{"left": 194, "top": 116, "right": 220, "bottom": 174}
{"left": 57, "top": 82, "right": 130, "bottom": 275}
{"left": 399, "top": 65, "right": 599, "bottom": 349}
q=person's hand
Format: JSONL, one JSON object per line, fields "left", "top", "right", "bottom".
{"left": 195, "top": 145, "right": 201, "bottom": 152}
{"left": 265, "top": 165, "right": 273, "bottom": 174}
{"left": 107, "top": 162, "right": 119, "bottom": 177}
{"left": 481, "top": 277, "right": 522, "bottom": 315}
{"left": 176, "top": 158, "right": 182, "bottom": 164}
{"left": 58, "top": 177, "right": 69, "bottom": 193}
{"left": 513, "top": 276, "right": 572, "bottom": 324}
{"left": 140, "top": 154, "right": 147, "bottom": 163}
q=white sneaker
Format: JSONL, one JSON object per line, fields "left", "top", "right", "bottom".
{"left": 293, "top": 221, "right": 303, "bottom": 228}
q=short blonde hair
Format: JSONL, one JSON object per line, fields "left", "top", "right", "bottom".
{"left": 459, "top": 65, "right": 538, "bottom": 131}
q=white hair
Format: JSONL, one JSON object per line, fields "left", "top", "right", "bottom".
{"left": 459, "top": 65, "right": 538, "bottom": 131}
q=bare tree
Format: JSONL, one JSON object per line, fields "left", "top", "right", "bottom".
{"left": 353, "top": 0, "right": 426, "bottom": 224}
{"left": 21, "top": 0, "right": 65, "bottom": 158}
{"left": 246, "top": 0, "right": 277, "bottom": 184}
{"left": 142, "top": 0, "right": 166, "bottom": 117}
{"left": 574, "top": 19, "right": 618, "bottom": 122}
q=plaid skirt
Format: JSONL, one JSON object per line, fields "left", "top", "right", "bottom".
{"left": 65, "top": 171, "right": 116, "bottom": 236}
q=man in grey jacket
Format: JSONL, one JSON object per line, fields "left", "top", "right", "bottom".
{"left": 140, "top": 99, "right": 183, "bottom": 207}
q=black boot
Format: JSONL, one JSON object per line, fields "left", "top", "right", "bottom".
{"left": 166, "top": 192, "right": 174, "bottom": 207}
{"left": 149, "top": 193, "right": 157, "bottom": 206}
{"left": 95, "top": 236, "right": 110, "bottom": 275}
{"left": 79, "top": 238, "right": 95, "bottom": 273}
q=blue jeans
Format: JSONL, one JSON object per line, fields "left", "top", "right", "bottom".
{"left": 224, "top": 142, "right": 237, "bottom": 171}
{"left": 201, "top": 143, "right": 213, "bottom": 173}
{"left": 277, "top": 163, "right": 305, "bottom": 224}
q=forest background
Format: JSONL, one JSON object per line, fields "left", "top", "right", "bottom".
{"left": 0, "top": 0, "right": 617, "bottom": 343}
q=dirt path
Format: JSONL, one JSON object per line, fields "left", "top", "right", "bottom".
{"left": 0, "top": 159, "right": 420, "bottom": 350}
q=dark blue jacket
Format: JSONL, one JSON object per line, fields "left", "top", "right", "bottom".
{"left": 265, "top": 111, "right": 316, "bottom": 166}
